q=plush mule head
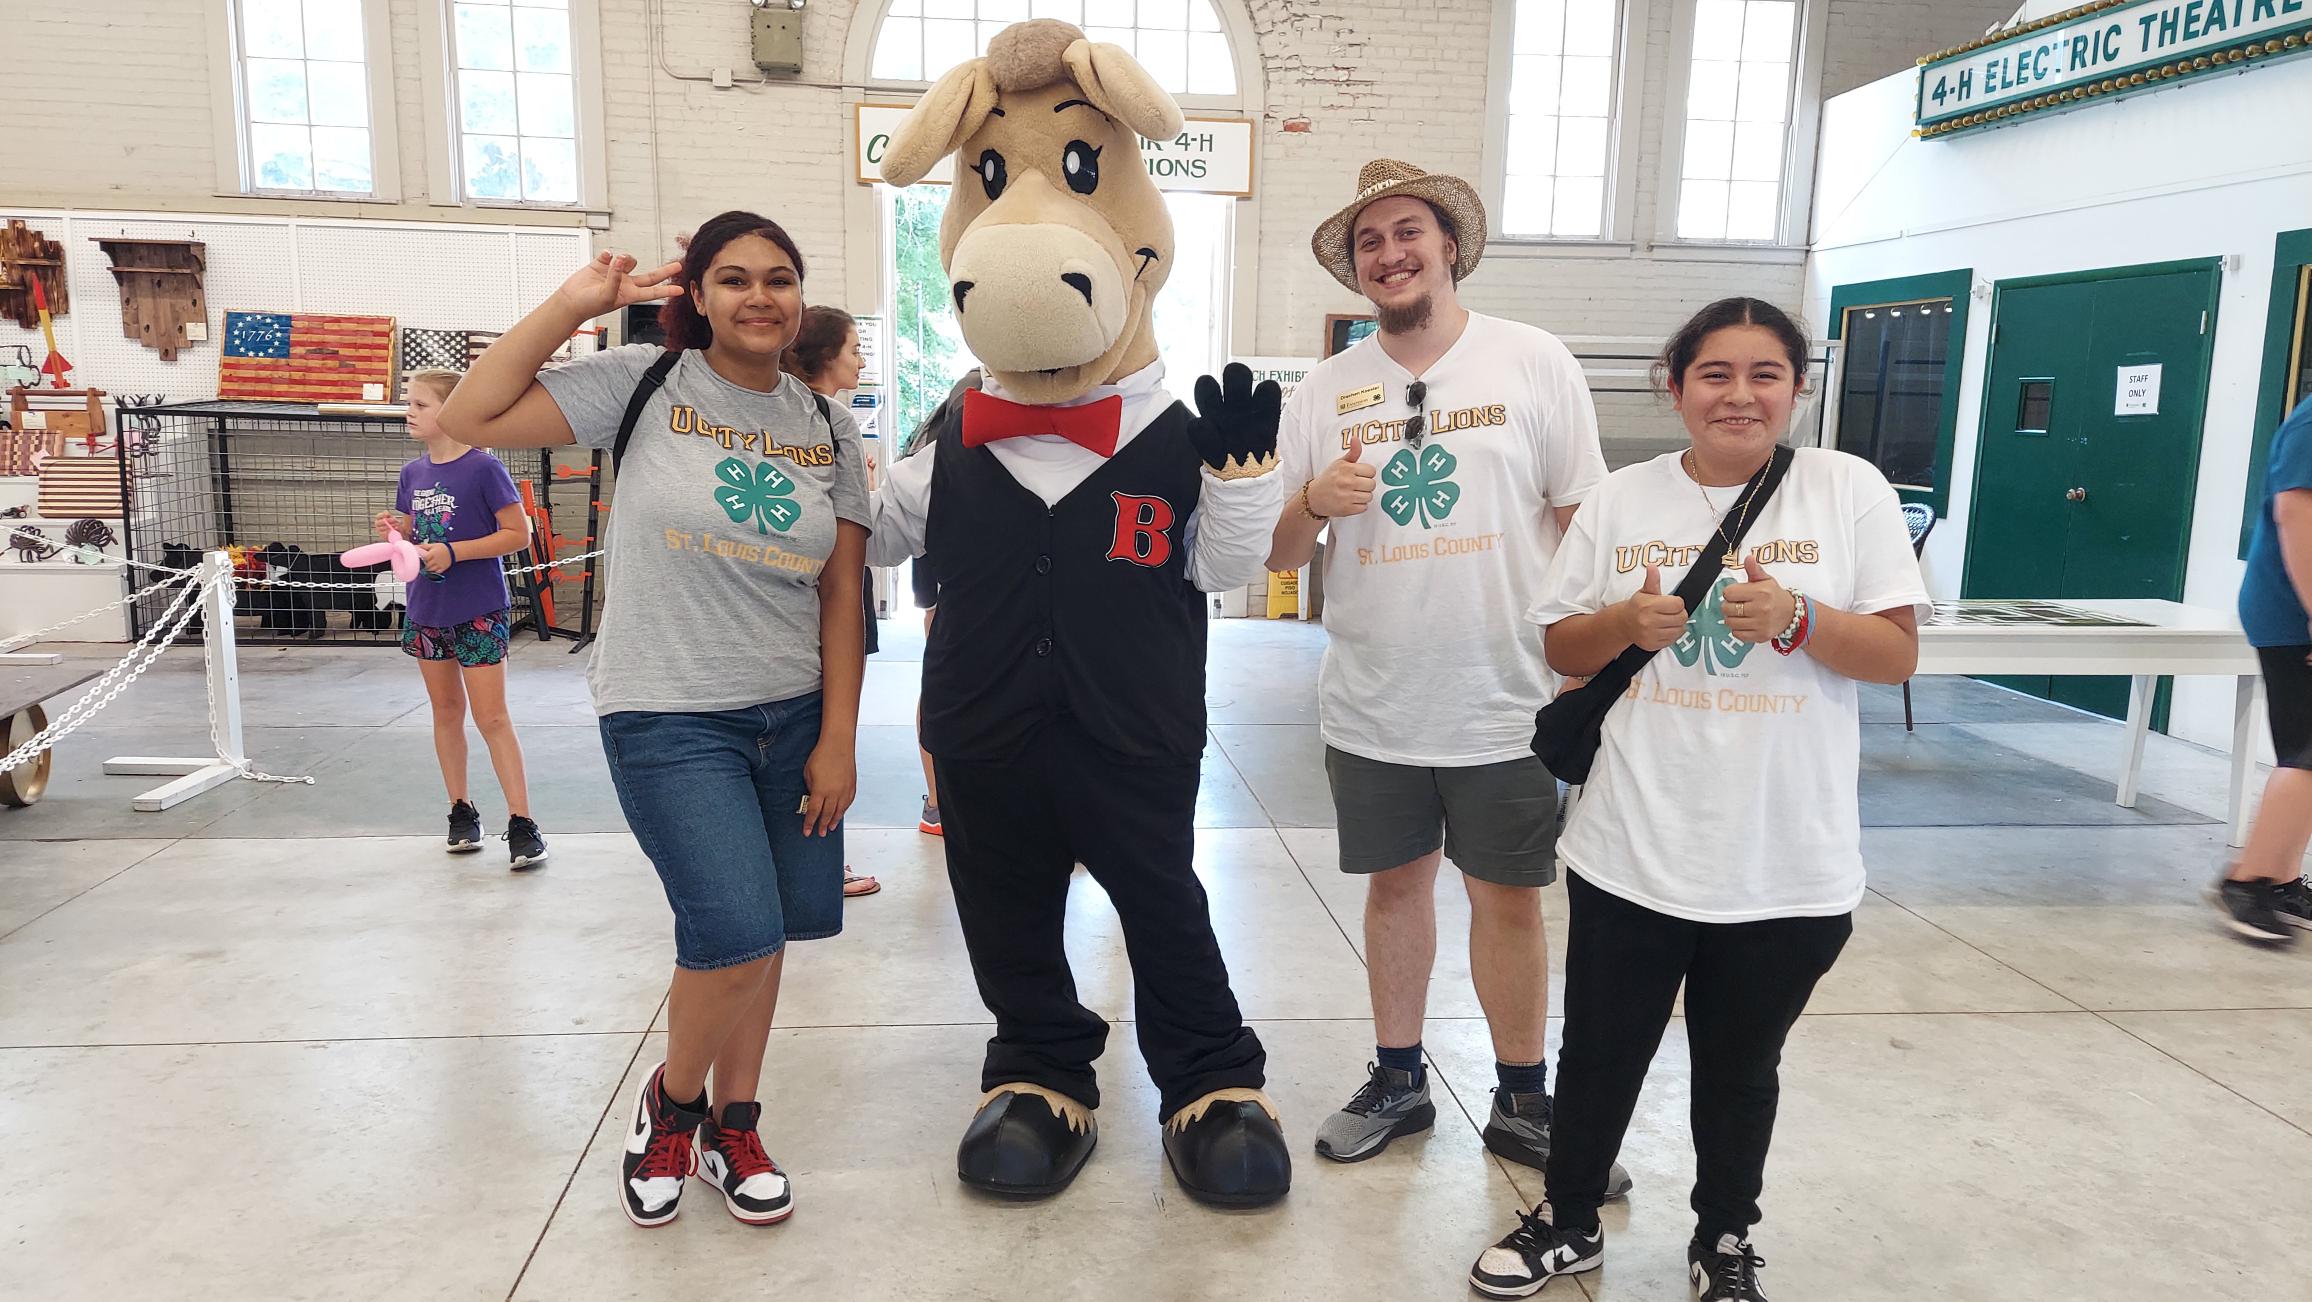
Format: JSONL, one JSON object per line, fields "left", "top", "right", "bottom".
{"left": 880, "top": 19, "right": 1186, "bottom": 405}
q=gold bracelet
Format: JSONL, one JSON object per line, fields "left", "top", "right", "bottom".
{"left": 1298, "top": 480, "right": 1328, "bottom": 522}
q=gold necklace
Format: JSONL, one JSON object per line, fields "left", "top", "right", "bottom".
{"left": 1684, "top": 449, "right": 1759, "bottom": 570}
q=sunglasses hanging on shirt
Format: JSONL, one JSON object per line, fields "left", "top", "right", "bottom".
{"left": 1403, "top": 380, "right": 1429, "bottom": 449}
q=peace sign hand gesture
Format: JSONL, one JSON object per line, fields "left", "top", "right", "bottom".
{"left": 553, "top": 251, "right": 685, "bottom": 321}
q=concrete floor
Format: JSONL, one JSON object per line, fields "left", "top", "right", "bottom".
{"left": 3, "top": 618, "right": 2309, "bottom": 1300}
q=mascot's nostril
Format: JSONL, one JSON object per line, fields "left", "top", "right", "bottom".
{"left": 953, "top": 281, "right": 975, "bottom": 313}
{"left": 1061, "top": 272, "right": 1094, "bottom": 306}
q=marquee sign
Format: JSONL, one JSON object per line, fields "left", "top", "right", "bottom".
{"left": 1916, "top": 0, "right": 2312, "bottom": 138}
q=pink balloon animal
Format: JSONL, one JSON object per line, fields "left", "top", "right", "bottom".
{"left": 342, "top": 527, "right": 423, "bottom": 584}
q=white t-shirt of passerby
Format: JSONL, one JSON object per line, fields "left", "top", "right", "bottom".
{"left": 1528, "top": 448, "right": 1931, "bottom": 922}
{"left": 1276, "top": 313, "right": 1607, "bottom": 767}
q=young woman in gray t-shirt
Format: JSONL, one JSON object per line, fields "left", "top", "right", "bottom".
{"left": 440, "top": 210, "right": 869, "bottom": 1231}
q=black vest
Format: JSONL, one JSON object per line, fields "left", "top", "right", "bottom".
{"left": 922, "top": 402, "right": 1208, "bottom": 762}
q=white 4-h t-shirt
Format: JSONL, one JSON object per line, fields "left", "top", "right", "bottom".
{"left": 1277, "top": 313, "right": 1607, "bottom": 766}
{"left": 1528, "top": 448, "right": 1930, "bottom": 922}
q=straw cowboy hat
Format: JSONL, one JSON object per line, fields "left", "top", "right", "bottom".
{"left": 1312, "top": 159, "right": 1489, "bottom": 294}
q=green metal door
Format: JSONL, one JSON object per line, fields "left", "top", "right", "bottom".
{"left": 1964, "top": 261, "right": 2219, "bottom": 719}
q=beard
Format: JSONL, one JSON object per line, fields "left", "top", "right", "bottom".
{"left": 1376, "top": 293, "right": 1434, "bottom": 335}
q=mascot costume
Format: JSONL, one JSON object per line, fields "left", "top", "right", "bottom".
{"left": 868, "top": 19, "right": 1291, "bottom": 1208}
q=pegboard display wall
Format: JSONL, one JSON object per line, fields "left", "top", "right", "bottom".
{"left": 0, "top": 209, "right": 590, "bottom": 402}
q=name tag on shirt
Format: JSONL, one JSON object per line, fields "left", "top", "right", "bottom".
{"left": 1336, "top": 383, "right": 1386, "bottom": 415}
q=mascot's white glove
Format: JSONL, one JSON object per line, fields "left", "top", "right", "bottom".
{"left": 1187, "top": 363, "right": 1281, "bottom": 482}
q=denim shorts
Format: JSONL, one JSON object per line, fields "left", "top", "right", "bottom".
{"left": 598, "top": 693, "right": 845, "bottom": 969}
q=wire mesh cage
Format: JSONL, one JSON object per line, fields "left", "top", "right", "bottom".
{"left": 123, "top": 401, "right": 578, "bottom": 646}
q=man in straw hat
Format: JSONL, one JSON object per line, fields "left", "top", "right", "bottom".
{"left": 1267, "top": 160, "right": 1620, "bottom": 1188}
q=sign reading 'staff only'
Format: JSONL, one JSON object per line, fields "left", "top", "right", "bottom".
{"left": 1916, "top": 0, "right": 2312, "bottom": 138}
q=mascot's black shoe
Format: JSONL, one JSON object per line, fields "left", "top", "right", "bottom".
{"left": 957, "top": 1084, "right": 1098, "bottom": 1199}
{"left": 1162, "top": 1089, "right": 1291, "bottom": 1209}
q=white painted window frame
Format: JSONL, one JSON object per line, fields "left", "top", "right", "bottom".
{"left": 415, "top": 0, "right": 612, "bottom": 213}
{"left": 207, "top": 0, "right": 404, "bottom": 202}
{"left": 1478, "top": 0, "right": 1652, "bottom": 255}
{"left": 1651, "top": 0, "right": 1828, "bottom": 257}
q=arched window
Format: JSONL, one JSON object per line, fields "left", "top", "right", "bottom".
{"left": 869, "top": 0, "right": 1238, "bottom": 99}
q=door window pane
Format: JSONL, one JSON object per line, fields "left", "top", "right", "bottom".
{"left": 1838, "top": 299, "right": 1957, "bottom": 490}
{"left": 2016, "top": 379, "right": 2053, "bottom": 433}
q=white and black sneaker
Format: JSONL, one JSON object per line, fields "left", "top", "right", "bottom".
{"left": 1690, "top": 1233, "right": 1770, "bottom": 1301}
{"left": 2212, "top": 876, "right": 2297, "bottom": 944}
{"left": 1313, "top": 1061, "right": 1434, "bottom": 1162}
{"left": 445, "top": 800, "right": 483, "bottom": 854}
{"left": 1469, "top": 1208, "right": 1603, "bottom": 1298}
{"left": 619, "top": 1063, "right": 707, "bottom": 1228}
{"left": 697, "top": 1101, "right": 794, "bottom": 1225}
{"left": 2269, "top": 876, "right": 2312, "bottom": 932}
{"left": 507, "top": 816, "right": 549, "bottom": 871}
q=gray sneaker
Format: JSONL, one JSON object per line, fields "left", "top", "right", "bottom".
{"left": 1483, "top": 1089, "right": 1633, "bottom": 1196}
{"left": 1314, "top": 1062, "right": 1435, "bottom": 1162}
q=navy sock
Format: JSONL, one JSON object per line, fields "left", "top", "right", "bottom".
{"left": 1376, "top": 1042, "right": 1424, "bottom": 1084}
{"left": 1496, "top": 1058, "right": 1547, "bottom": 1097}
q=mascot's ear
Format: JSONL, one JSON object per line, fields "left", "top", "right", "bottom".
{"left": 880, "top": 58, "right": 1001, "bottom": 188}
{"left": 1061, "top": 40, "right": 1185, "bottom": 144}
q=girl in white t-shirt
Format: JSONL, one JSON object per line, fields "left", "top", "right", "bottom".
{"left": 1469, "top": 298, "right": 1929, "bottom": 1302}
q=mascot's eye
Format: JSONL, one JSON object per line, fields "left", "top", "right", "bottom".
{"left": 977, "top": 150, "right": 1007, "bottom": 200}
{"left": 1063, "top": 140, "right": 1101, "bottom": 195}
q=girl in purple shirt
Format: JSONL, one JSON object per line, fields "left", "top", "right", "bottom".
{"left": 373, "top": 369, "right": 548, "bottom": 869}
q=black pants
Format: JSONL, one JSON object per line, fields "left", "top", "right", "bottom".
{"left": 934, "top": 720, "right": 1265, "bottom": 1121}
{"left": 1547, "top": 871, "right": 1851, "bottom": 1244}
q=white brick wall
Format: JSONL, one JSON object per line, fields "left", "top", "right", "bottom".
{"left": 6, "top": 0, "right": 2005, "bottom": 410}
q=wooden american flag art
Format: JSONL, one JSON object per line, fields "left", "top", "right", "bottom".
{"left": 218, "top": 311, "right": 399, "bottom": 402}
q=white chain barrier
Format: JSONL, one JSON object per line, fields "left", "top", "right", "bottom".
{"left": 5, "top": 523, "right": 601, "bottom": 590}
{"left": 1, "top": 532, "right": 605, "bottom": 793}
{"left": 0, "top": 566, "right": 217, "bottom": 775}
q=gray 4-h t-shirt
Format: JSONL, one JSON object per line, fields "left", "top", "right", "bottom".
{"left": 538, "top": 345, "right": 870, "bottom": 716}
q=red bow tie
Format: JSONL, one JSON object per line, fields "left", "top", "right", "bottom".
{"left": 960, "top": 389, "right": 1125, "bottom": 458}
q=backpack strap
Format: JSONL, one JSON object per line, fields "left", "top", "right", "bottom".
{"left": 813, "top": 391, "right": 838, "bottom": 456}
{"left": 610, "top": 350, "right": 682, "bottom": 470}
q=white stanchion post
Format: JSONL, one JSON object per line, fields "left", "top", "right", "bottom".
{"left": 104, "top": 551, "right": 245, "bottom": 811}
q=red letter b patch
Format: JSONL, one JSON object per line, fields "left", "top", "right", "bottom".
{"left": 1106, "top": 492, "right": 1176, "bottom": 567}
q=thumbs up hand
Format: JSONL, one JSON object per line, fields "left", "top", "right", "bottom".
{"left": 1618, "top": 563, "right": 1692, "bottom": 652}
{"left": 1306, "top": 434, "right": 1380, "bottom": 518}
{"left": 1720, "top": 554, "right": 1796, "bottom": 645}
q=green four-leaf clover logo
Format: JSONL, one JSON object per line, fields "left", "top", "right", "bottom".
{"left": 1380, "top": 444, "right": 1461, "bottom": 529}
{"left": 1672, "top": 577, "right": 1756, "bottom": 676}
{"left": 713, "top": 456, "right": 802, "bottom": 534}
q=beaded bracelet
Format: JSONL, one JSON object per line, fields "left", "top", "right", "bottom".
{"left": 1298, "top": 480, "right": 1328, "bottom": 522}
{"left": 1772, "top": 591, "right": 1812, "bottom": 656}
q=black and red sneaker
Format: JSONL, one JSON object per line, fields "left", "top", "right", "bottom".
{"left": 697, "top": 1100, "right": 794, "bottom": 1225}
{"left": 619, "top": 1062, "right": 706, "bottom": 1228}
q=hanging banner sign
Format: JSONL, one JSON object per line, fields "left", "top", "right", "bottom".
{"left": 856, "top": 104, "right": 1254, "bottom": 196}
{"left": 1916, "top": 0, "right": 2312, "bottom": 138}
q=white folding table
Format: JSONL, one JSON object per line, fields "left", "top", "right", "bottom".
{"left": 1914, "top": 599, "right": 2264, "bottom": 846}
